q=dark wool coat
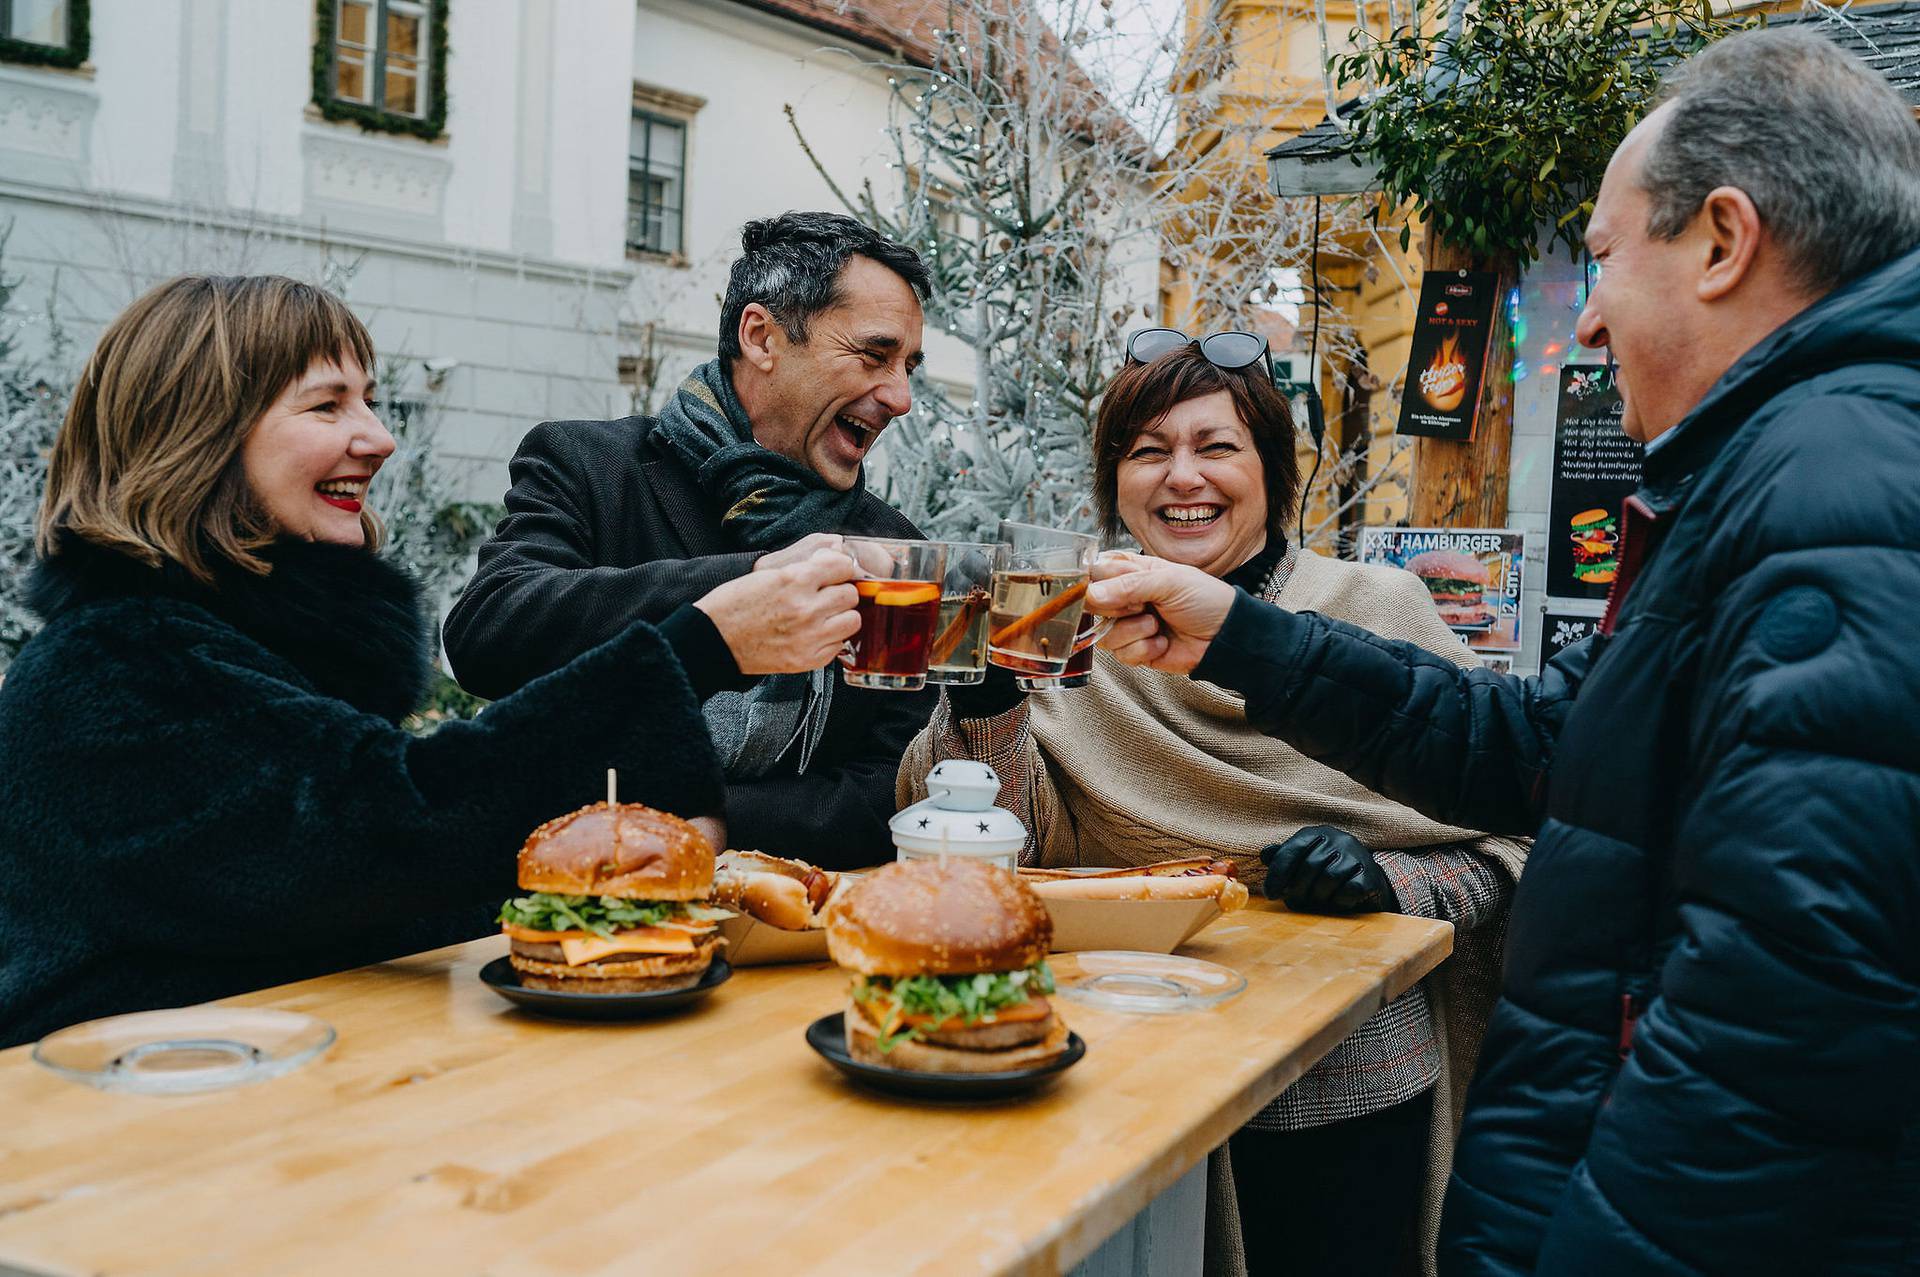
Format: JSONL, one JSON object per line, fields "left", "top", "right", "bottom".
{"left": 1187, "top": 245, "right": 1920, "bottom": 1274}
{"left": 442, "top": 417, "right": 936, "bottom": 869}
{"left": 0, "top": 538, "right": 724, "bottom": 1049}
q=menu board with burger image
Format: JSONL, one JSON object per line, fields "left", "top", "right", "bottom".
{"left": 1359, "top": 526, "right": 1527, "bottom": 653}
{"left": 1395, "top": 269, "right": 1499, "bottom": 441}
{"left": 1547, "top": 365, "right": 1643, "bottom": 600}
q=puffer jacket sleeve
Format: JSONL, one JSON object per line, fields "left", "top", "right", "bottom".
{"left": 1190, "top": 591, "right": 1589, "bottom": 836}
{"left": 96, "top": 610, "right": 727, "bottom": 958}
{"left": 1532, "top": 394, "right": 1920, "bottom": 1274}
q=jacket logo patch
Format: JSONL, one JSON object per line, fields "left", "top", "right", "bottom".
{"left": 1755, "top": 586, "right": 1838, "bottom": 662}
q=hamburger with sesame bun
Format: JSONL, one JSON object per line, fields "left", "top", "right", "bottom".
{"left": 826, "top": 859, "right": 1067, "bottom": 1073}
{"left": 497, "top": 802, "right": 729, "bottom": 993}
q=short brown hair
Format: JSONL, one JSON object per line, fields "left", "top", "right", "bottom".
{"left": 37, "top": 274, "right": 380, "bottom": 582}
{"left": 1643, "top": 30, "right": 1920, "bottom": 294}
{"left": 1091, "top": 345, "right": 1301, "bottom": 546}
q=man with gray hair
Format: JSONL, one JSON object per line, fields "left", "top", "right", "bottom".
{"left": 446, "top": 212, "right": 935, "bottom": 867}
{"left": 1082, "top": 28, "right": 1920, "bottom": 1273}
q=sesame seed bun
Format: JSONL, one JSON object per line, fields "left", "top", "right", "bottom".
{"left": 515, "top": 802, "right": 713, "bottom": 901}
{"left": 825, "top": 859, "right": 1051, "bottom": 978}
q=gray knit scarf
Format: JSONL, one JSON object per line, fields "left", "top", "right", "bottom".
{"left": 651, "top": 360, "right": 861, "bottom": 780}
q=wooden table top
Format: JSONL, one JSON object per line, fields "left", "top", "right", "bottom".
{"left": 0, "top": 902, "right": 1450, "bottom": 1277}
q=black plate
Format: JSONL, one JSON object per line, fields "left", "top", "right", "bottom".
{"left": 804, "top": 1012, "right": 1085, "bottom": 1100}
{"left": 479, "top": 956, "right": 731, "bottom": 1021}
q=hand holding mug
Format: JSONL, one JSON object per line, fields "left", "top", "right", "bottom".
{"left": 1086, "top": 554, "right": 1235, "bottom": 675}
{"left": 695, "top": 547, "right": 860, "bottom": 675}
{"left": 753, "top": 532, "right": 845, "bottom": 574}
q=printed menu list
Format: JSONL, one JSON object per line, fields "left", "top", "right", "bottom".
{"left": 1546, "top": 365, "right": 1643, "bottom": 601}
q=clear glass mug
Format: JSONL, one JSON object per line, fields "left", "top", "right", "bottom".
{"left": 926, "top": 541, "right": 1001, "bottom": 686}
{"left": 1015, "top": 609, "right": 1101, "bottom": 692}
{"left": 986, "top": 521, "right": 1111, "bottom": 678}
{"left": 838, "top": 537, "right": 947, "bottom": 691}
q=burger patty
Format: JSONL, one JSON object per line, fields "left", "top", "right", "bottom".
{"left": 509, "top": 934, "right": 716, "bottom": 966}
{"left": 855, "top": 993, "right": 1056, "bottom": 1050}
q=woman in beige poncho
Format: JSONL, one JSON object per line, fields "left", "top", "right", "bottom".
{"left": 898, "top": 336, "right": 1527, "bottom": 1277}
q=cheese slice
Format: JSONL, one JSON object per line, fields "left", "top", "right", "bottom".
{"left": 557, "top": 928, "right": 702, "bottom": 965}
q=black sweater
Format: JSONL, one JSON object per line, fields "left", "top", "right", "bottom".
{"left": 0, "top": 538, "right": 727, "bottom": 1048}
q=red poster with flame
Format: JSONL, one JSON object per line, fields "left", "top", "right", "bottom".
{"left": 1396, "top": 270, "right": 1498, "bottom": 441}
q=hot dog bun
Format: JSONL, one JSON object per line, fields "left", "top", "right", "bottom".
{"left": 712, "top": 850, "right": 842, "bottom": 930}
{"left": 1017, "top": 856, "right": 1237, "bottom": 882}
{"left": 1028, "top": 874, "right": 1249, "bottom": 911}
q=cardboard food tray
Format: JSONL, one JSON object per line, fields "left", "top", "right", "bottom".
{"left": 1040, "top": 895, "right": 1225, "bottom": 954}
{"left": 717, "top": 913, "right": 831, "bottom": 966}
{"left": 718, "top": 869, "right": 1232, "bottom": 963}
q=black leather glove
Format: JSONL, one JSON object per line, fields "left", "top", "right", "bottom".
{"left": 1259, "top": 825, "right": 1399, "bottom": 914}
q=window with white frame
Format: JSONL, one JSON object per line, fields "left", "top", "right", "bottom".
{"left": 3, "top": 0, "right": 66, "bottom": 45}
{"left": 332, "top": 0, "right": 427, "bottom": 116}
{"left": 316, "top": 0, "right": 444, "bottom": 138}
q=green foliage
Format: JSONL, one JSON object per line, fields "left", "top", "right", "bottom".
{"left": 0, "top": 0, "right": 88, "bottom": 70}
{"left": 1332, "top": 0, "right": 1751, "bottom": 261}
{"left": 310, "top": 0, "right": 450, "bottom": 142}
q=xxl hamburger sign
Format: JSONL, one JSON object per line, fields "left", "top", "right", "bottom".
{"left": 1359, "top": 526, "right": 1527, "bottom": 653}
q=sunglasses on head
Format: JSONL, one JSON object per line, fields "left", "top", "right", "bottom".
{"left": 1125, "top": 328, "right": 1274, "bottom": 380}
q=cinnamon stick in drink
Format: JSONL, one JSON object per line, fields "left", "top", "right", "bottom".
{"left": 929, "top": 588, "right": 989, "bottom": 666}
{"left": 989, "top": 579, "right": 1087, "bottom": 649}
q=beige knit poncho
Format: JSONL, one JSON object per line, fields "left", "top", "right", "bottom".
{"left": 899, "top": 548, "right": 1529, "bottom": 1276}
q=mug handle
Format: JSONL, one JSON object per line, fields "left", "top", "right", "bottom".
{"left": 1071, "top": 615, "right": 1113, "bottom": 654}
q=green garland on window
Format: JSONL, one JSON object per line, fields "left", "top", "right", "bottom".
{"left": 0, "top": 0, "right": 90, "bottom": 70}
{"left": 310, "top": 0, "right": 449, "bottom": 142}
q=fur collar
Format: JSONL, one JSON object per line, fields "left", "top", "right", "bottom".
{"left": 28, "top": 536, "right": 431, "bottom": 723}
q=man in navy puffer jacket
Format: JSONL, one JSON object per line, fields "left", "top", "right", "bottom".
{"left": 1089, "top": 30, "right": 1920, "bottom": 1275}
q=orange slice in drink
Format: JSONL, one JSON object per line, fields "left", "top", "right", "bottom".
{"left": 858, "top": 580, "right": 940, "bottom": 608}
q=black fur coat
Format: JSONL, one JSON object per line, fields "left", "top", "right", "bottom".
{"left": 0, "top": 537, "right": 723, "bottom": 1047}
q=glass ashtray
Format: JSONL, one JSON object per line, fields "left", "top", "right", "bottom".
{"left": 1053, "top": 950, "right": 1247, "bottom": 1014}
{"left": 33, "top": 1007, "right": 335, "bottom": 1095}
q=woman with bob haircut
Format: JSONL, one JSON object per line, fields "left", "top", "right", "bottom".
{"left": 898, "top": 336, "right": 1527, "bottom": 1275}
{"left": 0, "top": 274, "right": 862, "bottom": 1049}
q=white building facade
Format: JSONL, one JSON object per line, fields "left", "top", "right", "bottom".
{"left": 626, "top": 0, "right": 979, "bottom": 418}
{"left": 0, "top": 0, "right": 983, "bottom": 504}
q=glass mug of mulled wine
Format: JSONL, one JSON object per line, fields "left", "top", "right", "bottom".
{"left": 1015, "top": 609, "right": 1101, "bottom": 692}
{"left": 987, "top": 521, "right": 1111, "bottom": 678}
{"left": 838, "top": 537, "right": 947, "bottom": 691}
{"left": 926, "top": 541, "right": 1001, "bottom": 686}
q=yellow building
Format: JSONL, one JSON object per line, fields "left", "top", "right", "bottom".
{"left": 1163, "top": 0, "right": 1421, "bottom": 549}
{"left": 1168, "top": 0, "right": 1920, "bottom": 548}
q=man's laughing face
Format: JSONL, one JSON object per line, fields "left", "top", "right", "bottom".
{"left": 745, "top": 256, "right": 925, "bottom": 491}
